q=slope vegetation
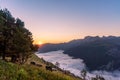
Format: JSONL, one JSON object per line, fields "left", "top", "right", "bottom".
{"left": 0, "top": 54, "right": 81, "bottom": 80}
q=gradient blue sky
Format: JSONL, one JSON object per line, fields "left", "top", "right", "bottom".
{"left": 1, "top": 0, "right": 120, "bottom": 43}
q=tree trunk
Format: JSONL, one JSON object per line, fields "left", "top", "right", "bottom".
{"left": 2, "top": 40, "right": 6, "bottom": 60}
{"left": 2, "top": 52, "right": 5, "bottom": 60}
{"left": 11, "top": 55, "right": 17, "bottom": 62}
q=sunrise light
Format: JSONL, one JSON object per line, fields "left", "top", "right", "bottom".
{"left": 33, "top": 39, "right": 43, "bottom": 45}
{"left": 38, "top": 41, "right": 43, "bottom": 45}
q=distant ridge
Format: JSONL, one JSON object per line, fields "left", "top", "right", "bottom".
{"left": 39, "top": 36, "right": 120, "bottom": 53}
{"left": 39, "top": 36, "right": 120, "bottom": 71}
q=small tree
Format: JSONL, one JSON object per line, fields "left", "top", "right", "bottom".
{"left": 81, "top": 69, "right": 87, "bottom": 80}
{"left": 91, "top": 75, "right": 105, "bottom": 80}
{"left": 55, "top": 62, "right": 60, "bottom": 68}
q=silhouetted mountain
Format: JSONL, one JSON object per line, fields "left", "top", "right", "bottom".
{"left": 39, "top": 36, "right": 120, "bottom": 71}
{"left": 38, "top": 43, "right": 65, "bottom": 53}
{"left": 39, "top": 36, "right": 101, "bottom": 53}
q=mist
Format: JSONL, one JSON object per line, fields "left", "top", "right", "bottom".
{"left": 36, "top": 50, "right": 120, "bottom": 80}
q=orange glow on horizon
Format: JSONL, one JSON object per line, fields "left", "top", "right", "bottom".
{"left": 33, "top": 35, "right": 82, "bottom": 44}
{"left": 33, "top": 34, "right": 84, "bottom": 44}
{"left": 37, "top": 41, "right": 43, "bottom": 45}
{"left": 33, "top": 39, "right": 64, "bottom": 44}
{"left": 33, "top": 38, "right": 74, "bottom": 44}
{"left": 33, "top": 39, "right": 44, "bottom": 45}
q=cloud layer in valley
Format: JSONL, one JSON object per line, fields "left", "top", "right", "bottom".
{"left": 36, "top": 50, "right": 120, "bottom": 80}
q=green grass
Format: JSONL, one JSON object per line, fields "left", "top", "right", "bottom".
{"left": 0, "top": 54, "right": 81, "bottom": 80}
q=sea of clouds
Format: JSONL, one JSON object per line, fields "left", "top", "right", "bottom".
{"left": 36, "top": 50, "right": 120, "bottom": 80}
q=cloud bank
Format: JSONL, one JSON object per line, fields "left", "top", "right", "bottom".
{"left": 36, "top": 50, "right": 120, "bottom": 80}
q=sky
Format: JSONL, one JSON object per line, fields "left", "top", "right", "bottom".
{"left": 0, "top": 0, "right": 120, "bottom": 44}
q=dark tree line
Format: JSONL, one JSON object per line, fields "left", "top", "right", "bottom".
{"left": 0, "top": 8, "right": 37, "bottom": 63}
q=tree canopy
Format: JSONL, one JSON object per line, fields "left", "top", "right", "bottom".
{"left": 0, "top": 8, "right": 37, "bottom": 63}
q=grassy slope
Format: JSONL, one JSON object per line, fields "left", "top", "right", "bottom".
{"left": 0, "top": 54, "right": 81, "bottom": 80}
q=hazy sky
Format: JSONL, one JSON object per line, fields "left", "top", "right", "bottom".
{"left": 1, "top": 0, "right": 120, "bottom": 43}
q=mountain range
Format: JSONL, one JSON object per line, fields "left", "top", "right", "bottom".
{"left": 38, "top": 36, "right": 120, "bottom": 71}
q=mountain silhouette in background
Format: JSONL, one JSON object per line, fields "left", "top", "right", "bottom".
{"left": 38, "top": 36, "right": 120, "bottom": 71}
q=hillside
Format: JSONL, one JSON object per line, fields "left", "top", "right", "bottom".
{"left": 0, "top": 54, "right": 81, "bottom": 80}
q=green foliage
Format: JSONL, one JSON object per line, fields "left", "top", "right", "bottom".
{"left": 17, "top": 68, "right": 28, "bottom": 80}
{"left": 0, "top": 8, "right": 36, "bottom": 62}
{"left": 0, "top": 60, "right": 18, "bottom": 80}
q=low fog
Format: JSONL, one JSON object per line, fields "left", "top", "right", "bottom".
{"left": 36, "top": 50, "right": 120, "bottom": 80}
